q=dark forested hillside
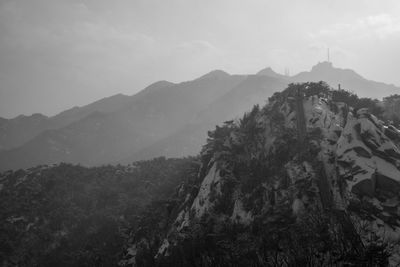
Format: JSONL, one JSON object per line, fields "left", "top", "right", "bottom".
{"left": 0, "top": 157, "right": 200, "bottom": 266}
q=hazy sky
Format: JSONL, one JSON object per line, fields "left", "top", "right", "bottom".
{"left": 1, "top": 0, "right": 400, "bottom": 118}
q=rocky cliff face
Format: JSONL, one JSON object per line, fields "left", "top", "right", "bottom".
{"left": 122, "top": 82, "right": 400, "bottom": 266}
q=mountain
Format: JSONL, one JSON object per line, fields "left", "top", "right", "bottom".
{"left": 122, "top": 82, "right": 400, "bottom": 266}
{"left": 292, "top": 61, "right": 399, "bottom": 99}
{"left": 124, "top": 75, "right": 288, "bottom": 162}
{"left": 2, "top": 82, "right": 400, "bottom": 266}
{"left": 49, "top": 93, "right": 132, "bottom": 128}
{"left": 256, "top": 66, "right": 288, "bottom": 80}
{"left": 0, "top": 72, "right": 244, "bottom": 170}
{"left": 1, "top": 63, "right": 400, "bottom": 171}
{"left": 0, "top": 113, "right": 49, "bottom": 151}
{"left": 0, "top": 93, "right": 132, "bottom": 151}
{"left": 122, "top": 63, "right": 400, "bottom": 162}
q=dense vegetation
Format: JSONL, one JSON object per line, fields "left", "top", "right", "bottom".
{"left": 149, "top": 210, "right": 389, "bottom": 267}
{"left": 0, "top": 157, "right": 199, "bottom": 266}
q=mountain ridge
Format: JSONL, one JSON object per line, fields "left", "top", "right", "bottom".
{"left": 0, "top": 73, "right": 244, "bottom": 170}
{"left": 1, "top": 63, "right": 399, "bottom": 170}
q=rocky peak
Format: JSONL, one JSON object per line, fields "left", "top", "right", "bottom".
{"left": 122, "top": 82, "right": 400, "bottom": 266}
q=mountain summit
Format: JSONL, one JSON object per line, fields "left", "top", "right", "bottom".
{"left": 311, "top": 60, "right": 334, "bottom": 71}
{"left": 197, "top": 69, "right": 231, "bottom": 80}
{"left": 256, "top": 67, "right": 287, "bottom": 79}
{"left": 123, "top": 82, "right": 400, "bottom": 266}
{"left": 293, "top": 62, "right": 398, "bottom": 98}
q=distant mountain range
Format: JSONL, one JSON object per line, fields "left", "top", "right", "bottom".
{"left": 0, "top": 62, "right": 399, "bottom": 171}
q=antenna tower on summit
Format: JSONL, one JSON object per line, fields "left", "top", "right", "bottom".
{"left": 327, "top": 48, "right": 330, "bottom": 63}
{"left": 284, "top": 67, "right": 290, "bottom": 76}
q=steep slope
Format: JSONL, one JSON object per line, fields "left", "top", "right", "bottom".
{"left": 123, "top": 82, "right": 400, "bottom": 266}
{"left": 0, "top": 72, "right": 245, "bottom": 170}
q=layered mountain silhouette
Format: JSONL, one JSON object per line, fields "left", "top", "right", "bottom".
{"left": 0, "top": 62, "right": 399, "bottom": 171}
{"left": 0, "top": 93, "right": 131, "bottom": 151}
{"left": 124, "top": 75, "right": 288, "bottom": 163}
{"left": 0, "top": 71, "right": 244, "bottom": 170}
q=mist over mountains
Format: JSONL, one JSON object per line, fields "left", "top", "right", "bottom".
{"left": 2, "top": 78, "right": 400, "bottom": 266}
{"left": 0, "top": 62, "right": 399, "bottom": 171}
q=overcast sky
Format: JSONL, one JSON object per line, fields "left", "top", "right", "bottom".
{"left": 1, "top": 0, "right": 400, "bottom": 118}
